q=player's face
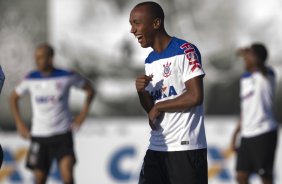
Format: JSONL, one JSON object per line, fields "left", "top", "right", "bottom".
{"left": 242, "top": 49, "right": 257, "bottom": 71}
{"left": 130, "top": 6, "right": 156, "bottom": 48}
{"left": 35, "top": 48, "right": 52, "bottom": 72}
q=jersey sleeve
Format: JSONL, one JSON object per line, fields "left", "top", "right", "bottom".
{"left": 180, "top": 43, "right": 205, "bottom": 82}
{"left": 71, "top": 72, "right": 87, "bottom": 89}
{"left": 15, "top": 79, "right": 29, "bottom": 96}
{"left": 0, "top": 66, "right": 5, "bottom": 93}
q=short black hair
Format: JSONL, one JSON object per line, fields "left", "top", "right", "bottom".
{"left": 37, "top": 43, "right": 55, "bottom": 57}
{"left": 135, "top": 1, "right": 165, "bottom": 23}
{"left": 251, "top": 43, "right": 268, "bottom": 63}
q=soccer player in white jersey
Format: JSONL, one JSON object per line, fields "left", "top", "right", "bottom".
{"left": 10, "top": 43, "right": 95, "bottom": 184}
{"left": 231, "top": 43, "right": 278, "bottom": 184}
{"left": 0, "top": 65, "right": 5, "bottom": 169}
{"left": 130, "top": 2, "right": 207, "bottom": 184}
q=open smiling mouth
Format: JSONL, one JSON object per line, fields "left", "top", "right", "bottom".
{"left": 136, "top": 35, "right": 143, "bottom": 43}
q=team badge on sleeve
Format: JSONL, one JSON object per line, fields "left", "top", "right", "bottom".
{"left": 163, "top": 62, "right": 172, "bottom": 77}
{"left": 180, "top": 43, "right": 201, "bottom": 72}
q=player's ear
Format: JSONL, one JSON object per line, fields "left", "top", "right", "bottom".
{"left": 153, "top": 18, "right": 161, "bottom": 29}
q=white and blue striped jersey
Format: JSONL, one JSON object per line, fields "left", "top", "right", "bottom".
{"left": 15, "top": 68, "right": 86, "bottom": 137}
{"left": 145, "top": 37, "right": 207, "bottom": 151}
{"left": 0, "top": 66, "right": 5, "bottom": 94}
{"left": 240, "top": 68, "right": 278, "bottom": 138}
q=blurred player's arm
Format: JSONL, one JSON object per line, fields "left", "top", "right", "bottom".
{"left": 135, "top": 74, "right": 154, "bottom": 113}
{"left": 10, "top": 91, "right": 31, "bottom": 139}
{"left": 0, "top": 66, "right": 5, "bottom": 94}
{"left": 230, "top": 116, "right": 241, "bottom": 151}
{"left": 72, "top": 80, "right": 95, "bottom": 130}
{"left": 149, "top": 76, "right": 203, "bottom": 122}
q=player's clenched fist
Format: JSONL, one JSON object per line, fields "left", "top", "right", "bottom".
{"left": 135, "top": 74, "right": 153, "bottom": 92}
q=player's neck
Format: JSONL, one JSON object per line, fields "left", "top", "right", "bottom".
{"left": 248, "top": 66, "right": 267, "bottom": 75}
{"left": 152, "top": 32, "right": 172, "bottom": 53}
{"left": 40, "top": 67, "right": 55, "bottom": 76}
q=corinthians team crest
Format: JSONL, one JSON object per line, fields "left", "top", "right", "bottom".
{"left": 163, "top": 62, "right": 172, "bottom": 77}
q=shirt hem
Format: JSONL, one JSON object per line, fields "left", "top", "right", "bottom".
{"left": 183, "top": 71, "right": 205, "bottom": 83}
{"left": 242, "top": 127, "right": 278, "bottom": 138}
{"left": 31, "top": 128, "right": 71, "bottom": 138}
{"left": 148, "top": 144, "right": 207, "bottom": 152}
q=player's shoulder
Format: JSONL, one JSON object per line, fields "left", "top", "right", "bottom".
{"left": 25, "top": 70, "right": 41, "bottom": 79}
{"left": 0, "top": 66, "right": 5, "bottom": 79}
{"left": 172, "top": 37, "right": 195, "bottom": 47}
{"left": 52, "top": 68, "right": 75, "bottom": 77}
{"left": 241, "top": 67, "right": 275, "bottom": 79}
{"left": 172, "top": 37, "right": 200, "bottom": 53}
{"left": 266, "top": 66, "right": 275, "bottom": 77}
{"left": 145, "top": 37, "right": 200, "bottom": 64}
{"left": 241, "top": 72, "right": 252, "bottom": 79}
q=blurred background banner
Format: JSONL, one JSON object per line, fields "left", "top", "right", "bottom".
{"left": 0, "top": 0, "right": 282, "bottom": 183}
{"left": 0, "top": 118, "right": 282, "bottom": 184}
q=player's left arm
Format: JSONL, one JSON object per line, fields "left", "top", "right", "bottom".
{"left": 148, "top": 75, "right": 203, "bottom": 122}
{"left": 72, "top": 79, "right": 95, "bottom": 130}
{"left": 230, "top": 115, "right": 241, "bottom": 151}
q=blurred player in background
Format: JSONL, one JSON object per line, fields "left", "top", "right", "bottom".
{"left": 0, "top": 65, "right": 5, "bottom": 169}
{"left": 0, "top": 65, "right": 4, "bottom": 94}
{"left": 231, "top": 43, "right": 278, "bottom": 184}
{"left": 130, "top": 2, "right": 207, "bottom": 184}
{"left": 10, "top": 43, "right": 95, "bottom": 184}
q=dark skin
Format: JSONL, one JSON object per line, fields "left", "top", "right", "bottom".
{"left": 230, "top": 48, "right": 272, "bottom": 184}
{"left": 130, "top": 5, "right": 204, "bottom": 129}
{"left": 10, "top": 46, "right": 95, "bottom": 184}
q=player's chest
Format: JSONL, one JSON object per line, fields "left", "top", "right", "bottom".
{"left": 29, "top": 78, "right": 70, "bottom": 95}
{"left": 145, "top": 59, "right": 181, "bottom": 83}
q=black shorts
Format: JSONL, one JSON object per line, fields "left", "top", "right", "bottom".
{"left": 139, "top": 149, "right": 208, "bottom": 184}
{"left": 26, "top": 131, "right": 76, "bottom": 173}
{"left": 236, "top": 130, "right": 278, "bottom": 177}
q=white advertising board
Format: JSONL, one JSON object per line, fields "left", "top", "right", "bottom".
{"left": 0, "top": 117, "right": 281, "bottom": 184}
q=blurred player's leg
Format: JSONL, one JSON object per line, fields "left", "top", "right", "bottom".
{"left": 34, "top": 169, "right": 48, "bottom": 184}
{"left": 236, "top": 171, "right": 249, "bottom": 184}
{"left": 59, "top": 155, "right": 75, "bottom": 184}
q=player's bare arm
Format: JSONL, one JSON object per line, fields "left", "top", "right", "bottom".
{"left": 135, "top": 74, "right": 154, "bottom": 113}
{"left": 72, "top": 80, "right": 95, "bottom": 130}
{"left": 149, "top": 76, "right": 203, "bottom": 122}
{"left": 10, "top": 91, "right": 31, "bottom": 139}
{"left": 230, "top": 116, "right": 241, "bottom": 151}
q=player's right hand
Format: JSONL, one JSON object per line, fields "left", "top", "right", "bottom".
{"left": 148, "top": 118, "right": 157, "bottom": 130}
{"left": 135, "top": 74, "right": 153, "bottom": 92}
{"left": 17, "top": 122, "right": 31, "bottom": 139}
